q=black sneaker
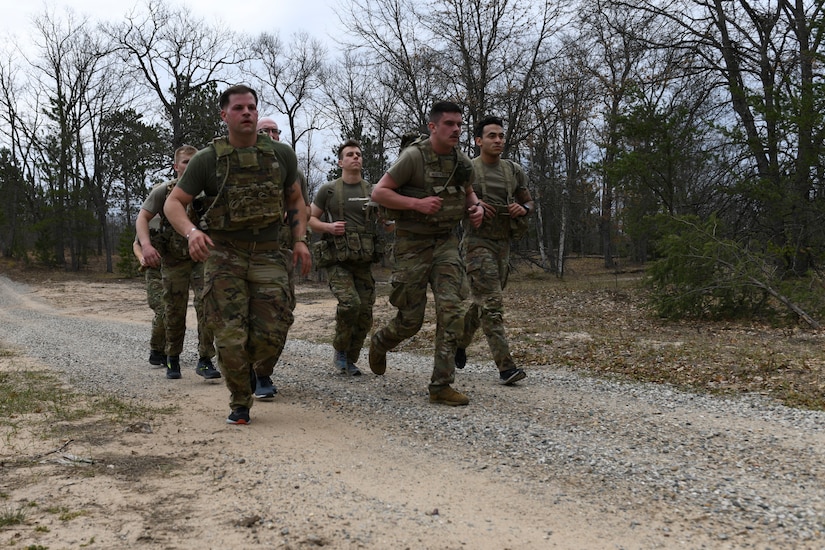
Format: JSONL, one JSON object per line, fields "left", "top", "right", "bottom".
{"left": 149, "top": 350, "right": 165, "bottom": 366}
{"left": 195, "top": 357, "right": 221, "bottom": 379}
{"left": 455, "top": 348, "right": 467, "bottom": 369}
{"left": 499, "top": 367, "right": 526, "bottom": 386}
{"left": 345, "top": 362, "right": 362, "bottom": 376}
{"left": 226, "top": 406, "right": 250, "bottom": 425}
{"left": 166, "top": 356, "right": 182, "bottom": 379}
{"left": 254, "top": 376, "right": 276, "bottom": 399}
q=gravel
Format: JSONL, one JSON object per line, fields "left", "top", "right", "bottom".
{"left": 1, "top": 274, "right": 824, "bottom": 548}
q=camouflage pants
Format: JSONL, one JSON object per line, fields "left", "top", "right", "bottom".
{"left": 253, "top": 248, "right": 296, "bottom": 377}
{"left": 327, "top": 260, "right": 375, "bottom": 363}
{"left": 203, "top": 242, "right": 294, "bottom": 410}
{"left": 372, "top": 232, "right": 468, "bottom": 390}
{"left": 145, "top": 267, "right": 166, "bottom": 352}
{"left": 161, "top": 258, "right": 215, "bottom": 359}
{"left": 458, "top": 238, "right": 515, "bottom": 372}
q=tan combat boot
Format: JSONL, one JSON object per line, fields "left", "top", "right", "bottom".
{"left": 429, "top": 386, "right": 469, "bottom": 406}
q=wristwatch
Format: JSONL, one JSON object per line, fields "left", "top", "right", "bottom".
{"left": 521, "top": 203, "right": 531, "bottom": 213}
{"left": 294, "top": 235, "right": 308, "bottom": 244}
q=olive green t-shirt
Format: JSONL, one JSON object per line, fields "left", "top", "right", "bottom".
{"left": 313, "top": 179, "right": 373, "bottom": 229}
{"left": 470, "top": 158, "right": 527, "bottom": 205}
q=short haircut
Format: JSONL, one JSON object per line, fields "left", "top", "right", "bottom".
{"left": 429, "top": 101, "right": 462, "bottom": 124}
{"left": 174, "top": 145, "right": 198, "bottom": 163}
{"left": 474, "top": 115, "right": 505, "bottom": 138}
{"left": 337, "top": 138, "right": 361, "bottom": 160}
{"left": 219, "top": 85, "right": 258, "bottom": 109}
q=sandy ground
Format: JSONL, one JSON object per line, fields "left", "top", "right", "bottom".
{"left": 1, "top": 276, "right": 807, "bottom": 549}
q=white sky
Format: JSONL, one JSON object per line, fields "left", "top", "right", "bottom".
{"left": 3, "top": 0, "right": 341, "bottom": 46}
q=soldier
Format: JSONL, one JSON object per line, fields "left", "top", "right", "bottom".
{"left": 164, "top": 85, "right": 309, "bottom": 425}
{"left": 136, "top": 146, "right": 220, "bottom": 381}
{"left": 247, "top": 117, "right": 311, "bottom": 399}
{"left": 309, "top": 139, "right": 377, "bottom": 377}
{"left": 132, "top": 216, "right": 166, "bottom": 366}
{"left": 456, "top": 116, "right": 533, "bottom": 385}
{"left": 369, "top": 101, "right": 484, "bottom": 406}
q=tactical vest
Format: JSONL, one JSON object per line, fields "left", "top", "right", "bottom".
{"left": 390, "top": 138, "right": 470, "bottom": 232}
{"left": 200, "top": 135, "right": 283, "bottom": 232}
{"left": 154, "top": 180, "right": 198, "bottom": 262}
{"left": 468, "top": 158, "right": 529, "bottom": 241}
{"left": 314, "top": 179, "right": 378, "bottom": 267}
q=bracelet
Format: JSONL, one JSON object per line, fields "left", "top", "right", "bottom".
{"left": 294, "top": 235, "right": 308, "bottom": 244}
{"left": 185, "top": 227, "right": 198, "bottom": 240}
{"left": 474, "top": 202, "right": 481, "bottom": 209}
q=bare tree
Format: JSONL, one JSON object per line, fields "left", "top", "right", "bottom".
{"left": 106, "top": 0, "right": 250, "bottom": 149}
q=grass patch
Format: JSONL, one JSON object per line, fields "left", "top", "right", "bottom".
{"left": 0, "top": 504, "right": 26, "bottom": 527}
{"left": 0, "top": 351, "right": 178, "bottom": 452}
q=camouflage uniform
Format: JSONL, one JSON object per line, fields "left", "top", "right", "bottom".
{"left": 162, "top": 258, "right": 214, "bottom": 359}
{"left": 370, "top": 138, "right": 473, "bottom": 391}
{"left": 141, "top": 180, "right": 216, "bottom": 362}
{"left": 137, "top": 216, "right": 166, "bottom": 355}
{"left": 457, "top": 158, "right": 529, "bottom": 373}
{"left": 144, "top": 266, "right": 166, "bottom": 353}
{"left": 176, "top": 134, "right": 298, "bottom": 411}
{"left": 252, "top": 167, "right": 308, "bottom": 381}
{"left": 313, "top": 178, "right": 377, "bottom": 364}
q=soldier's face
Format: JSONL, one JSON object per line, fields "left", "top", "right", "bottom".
{"left": 221, "top": 92, "right": 258, "bottom": 137}
{"left": 338, "top": 147, "right": 363, "bottom": 171}
{"left": 475, "top": 124, "right": 505, "bottom": 157}
{"left": 173, "top": 153, "right": 194, "bottom": 178}
{"left": 429, "top": 112, "right": 463, "bottom": 151}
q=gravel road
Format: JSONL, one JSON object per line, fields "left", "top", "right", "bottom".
{"left": 1, "top": 273, "right": 824, "bottom": 549}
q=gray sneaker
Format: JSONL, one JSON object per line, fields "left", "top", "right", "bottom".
{"left": 333, "top": 350, "right": 348, "bottom": 372}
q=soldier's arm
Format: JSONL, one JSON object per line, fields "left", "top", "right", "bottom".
{"left": 372, "top": 173, "right": 442, "bottom": 215}
{"left": 286, "top": 180, "right": 311, "bottom": 276}
{"left": 464, "top": 185, "right": 484, "bottom": 228}
{"left": 136, "top": 209, "right": 162, "bottom": 268}
{"left": 164, "top": 186, "right": 213, "bottom": 262}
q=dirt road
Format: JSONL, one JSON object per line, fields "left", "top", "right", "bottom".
{"left": 1, "top": 275, "right": 823, "bottom": 549}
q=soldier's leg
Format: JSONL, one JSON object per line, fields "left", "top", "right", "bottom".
{"left": 327, "top": 263, "right": 360, "bottom": 353}
{"left": 190, "top": 261, "right": 215, "bottom": 359}
{"left": 203, "top": 246, "right": 255, "bottom": 410}
{"left": 162, "top": 260, "right": 191, "bottom": 358}
{"left": 428, "top": 235, "right": 467, "bottom": 390}
{"left": 145, "top": 268, "right": 166, "bottom": 356}
{"left": 473, "top": 246, "right": 515, "bottom": 371}
{"left": 348, "top": 263, "right": 375, "bottom": 364}
{"left": 246, "top": 250, "right": 293, "bottom": 379}
{"left": 373, "top": 258, "right": 429, "bottom": 353}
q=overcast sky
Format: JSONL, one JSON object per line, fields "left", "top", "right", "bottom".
{"left": 3, "top": 0, "right": 341, "bottom": 45}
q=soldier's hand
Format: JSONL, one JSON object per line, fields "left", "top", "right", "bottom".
{"left": 481, "top": 200, "right": 496, "bottom": 220}
{"left": 329, "top": 221, "right": 347, "bottom": 236}
{"left": 416, "top": 196, "right": 443, "bottom": 215}
{"left": 469, "top": 202, "right": 484, "bottom": 228}
{"left": 507, "top": 202, "right": 527, "bottom": 218}
{"left": 187, "top": 230, "right": 213, "bottom": 262}
{"left": 142, "top": 246, "right": 162, "bottom": 268}
{"left": 293, "top": 242, "right": 312, "bottom": 277}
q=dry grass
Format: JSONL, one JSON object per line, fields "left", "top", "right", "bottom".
{"left": 374, "top": 257, "right": 825, "bottom": 410}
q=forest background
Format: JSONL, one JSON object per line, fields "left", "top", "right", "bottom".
{"left": 0, "top": 0, "right": 824, "bottom": 327}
